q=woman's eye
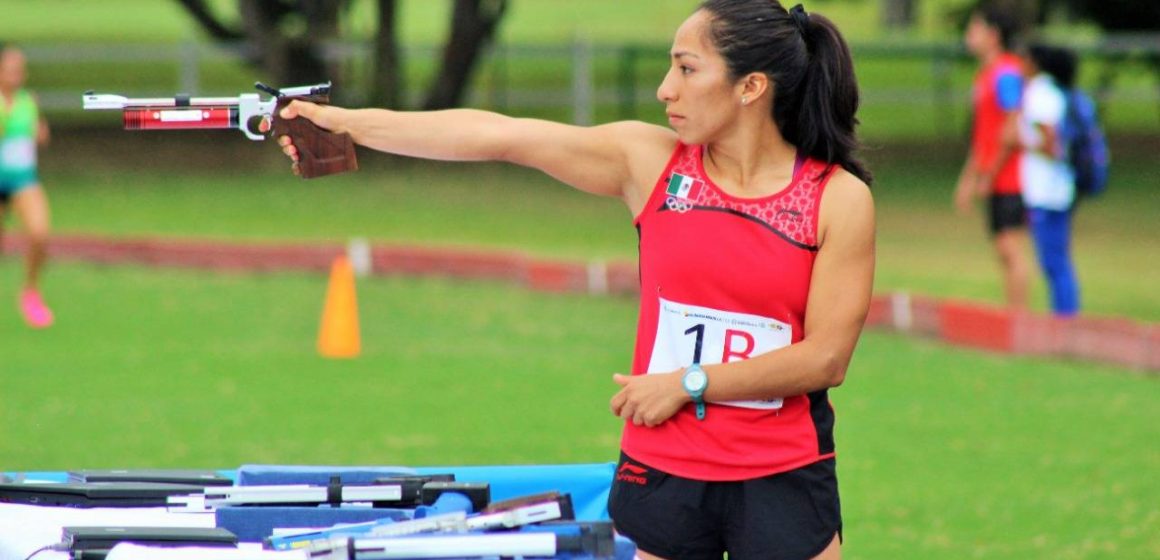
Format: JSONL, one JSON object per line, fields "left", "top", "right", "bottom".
{"left": 680, "top": 66, "right": 693, "bottom": 75}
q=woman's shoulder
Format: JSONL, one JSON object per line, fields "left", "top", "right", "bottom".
{"left": 819, "top": 167, "right": 873, "bottom": 217}
{"left": 822, "top": 166, "right": 871, "bottom": 198}
{"left": 604, "top": 120, "right": 680, "bottom": 172}
{"left": 602, "top": 121, "right": 678, "bottom": 152}
{"left": 815, "top": 166, "right": 874, "bottom": 247}
{"left": 801, "top": 159, "right": 870, "bottom": 195}
{"left": 600, "top": 122, "right": 679, "bottom": 215}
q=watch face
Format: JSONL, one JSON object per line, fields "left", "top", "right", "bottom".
{"left": 684, "top": 369, "right": 707, "bottom": 392}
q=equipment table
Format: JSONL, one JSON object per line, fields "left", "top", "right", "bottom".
{"left": 0, "top": 464, "right": 621, "bottom": 560}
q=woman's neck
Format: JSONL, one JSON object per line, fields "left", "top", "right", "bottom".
{"left": 703, "top": 116, "right": 797, "bottom": 196}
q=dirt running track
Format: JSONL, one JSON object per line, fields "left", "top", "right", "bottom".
{"left": 5, "top": 232, "right": 1157, "bottom": 372}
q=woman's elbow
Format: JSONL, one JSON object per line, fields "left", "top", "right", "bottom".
{"left": 817, "top": 349, "right": 851, "bottom": 388}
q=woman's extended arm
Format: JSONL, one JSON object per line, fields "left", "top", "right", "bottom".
{"left": 278, "top": 102, "right": 674, "bottom": 208}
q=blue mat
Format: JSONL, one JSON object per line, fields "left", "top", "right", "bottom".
{"left": 217, "top": 463, "right": 614, "bottom": 542}
{"left": 234, "top": 464, "right": 416, "bottom": 486}
{"left": 415, "top": 463, "right": 615, "bottom": 521}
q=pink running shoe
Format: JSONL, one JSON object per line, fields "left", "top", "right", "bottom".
{"left": 20, "top": 289, "right": 54, "bottom": 328}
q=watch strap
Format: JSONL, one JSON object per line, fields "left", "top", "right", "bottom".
{"left": 683, "top": 364, "right": 707, "bottom": 421}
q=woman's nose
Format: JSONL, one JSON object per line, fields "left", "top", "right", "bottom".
{"left": 657, "top": 69, "right": 678, "bottom": 103}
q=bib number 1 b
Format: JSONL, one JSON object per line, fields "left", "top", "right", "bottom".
{"left": 647, "top": 297, "right": 791, "bottom": 410}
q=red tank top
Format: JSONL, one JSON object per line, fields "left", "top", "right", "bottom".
{"left": 972, "top": 53, "right": 1024, "bottom": 195}
{"left": 624, "top": 142, "right": 837, "bottom": 481}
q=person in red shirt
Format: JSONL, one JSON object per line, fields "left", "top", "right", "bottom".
{"left": 275, "top": 1, "right": 873, "bottom": 558}
{"left": 957, "top": 4, "right": 1031, "bottom": 309}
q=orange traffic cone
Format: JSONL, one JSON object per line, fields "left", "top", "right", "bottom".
{"left": 318, "top": 255, "right": 361, "bottom": 358}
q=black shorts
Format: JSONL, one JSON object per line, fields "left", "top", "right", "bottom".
{"left": 608, "top": 452, "right": 841, "bottom": 560}
{"left": 989, "top": 193, "right": 1026, "bottom": 235}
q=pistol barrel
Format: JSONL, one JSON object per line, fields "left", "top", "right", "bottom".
{"left": 82, "top": 94, "right": 243, "bottom": 110}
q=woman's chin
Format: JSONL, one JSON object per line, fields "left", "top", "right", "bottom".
{"left": 673, "top": 128, "right": 704, "bottom": 145}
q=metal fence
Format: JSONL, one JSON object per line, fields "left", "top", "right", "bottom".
{"left": 27, "top": 36, "right": 1160, "bottom": 136}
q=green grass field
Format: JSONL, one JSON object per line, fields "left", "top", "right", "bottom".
{"left": 0, "top": 262, "right": 633, "bottom": 467}
{"left": 37, "top": 134, "right": 1160, "bottom": 322}
{"left": 1, "top": 260, "right": 1157, "bottom": 559}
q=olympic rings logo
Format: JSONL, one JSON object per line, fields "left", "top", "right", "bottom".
{"left": 666, "top": 196, "right": 694, "bottom": 213}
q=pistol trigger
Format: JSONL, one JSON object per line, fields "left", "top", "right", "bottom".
{"left": 241, "top": 113, "right": 269, "bottom": 141}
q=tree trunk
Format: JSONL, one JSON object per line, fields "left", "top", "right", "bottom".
{"left": 423, "top": 0, "right": 508, "bottom": 110}
{"left": 300, "top": 0, "right": 342, "bottom": 87}
{"left": 238, "top": 0, "right": 338, "bottom": 87}
{"left": 881, "top": 0, "right": 918, "bottom": 29}
{"left": 173, "top": 0, "right": 244, "bottom": 41}
{"left": 370, "top": 0, "right": 404, "bottom": 108}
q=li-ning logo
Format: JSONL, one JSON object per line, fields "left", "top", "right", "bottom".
{"left": 616, "top": 462, "right": 649, "bottom": 485}
{"left": 776, "top": 207, "right": 802, "bottom": 222}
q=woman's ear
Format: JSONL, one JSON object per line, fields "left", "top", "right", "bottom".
{"left": 738, "top": 72, "right": 771, "bottom": 106}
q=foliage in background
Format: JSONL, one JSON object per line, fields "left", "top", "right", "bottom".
{"left": 175, "top": 0, "right": 347, "bottom": 84}
{"left": 9, "top": 1, "right": 1156, "bottom": 141}
{"left": 172, "top": 0, "right": 508, "bottom": 108}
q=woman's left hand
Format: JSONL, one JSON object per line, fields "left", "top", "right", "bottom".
{"left": 609, "top": 372, "right": 689, "bottom": 427}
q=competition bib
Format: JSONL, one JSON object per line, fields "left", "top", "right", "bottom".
{"left": 0, "top": 138, "right": 36, "bottom": 170}
{"left": 647, "top": 297, "right": 792, "bottom": 410}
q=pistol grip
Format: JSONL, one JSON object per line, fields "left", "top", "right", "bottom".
{"left": 272, "top": 98, "right": 358, "bottom": 179}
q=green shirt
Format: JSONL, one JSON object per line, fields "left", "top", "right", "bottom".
{"left": 1, "top": 89, "right": 39, "bottom": 174}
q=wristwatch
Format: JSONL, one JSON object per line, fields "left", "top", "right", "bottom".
{"left": 682, "top": 364, "right": 709, "bottom": 420}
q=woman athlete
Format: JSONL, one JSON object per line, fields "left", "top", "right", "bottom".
{"left": 277, "top": 2, "right": 873, "bottom": 558}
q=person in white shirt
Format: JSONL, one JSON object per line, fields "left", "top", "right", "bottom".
{"left": 1014, "top": 44, "right": 1080, "bottom": 316}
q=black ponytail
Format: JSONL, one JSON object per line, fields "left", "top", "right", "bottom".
{"left": 699, "top": 0, "right": 872, "bottom": 186}
{"left": 794, "top": 11, "right": 871, "bottom": 185}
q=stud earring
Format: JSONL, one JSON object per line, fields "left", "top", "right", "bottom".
{"left": 741, "top": 96, "right": 748, "bottom": 105}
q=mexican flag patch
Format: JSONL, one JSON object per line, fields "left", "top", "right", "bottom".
{"left": 666, "top": 173, "right": 704, "bottom": 201}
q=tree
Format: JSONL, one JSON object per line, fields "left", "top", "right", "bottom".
{"left": 1046, "top": 0, "right": 1160, "bottom": 31}
{"left": 369, "top": 0, "right": 404, "bottom": 108}
{"left": 1037, "top": 0, "right": 1160, "bottom": 118}
{"left": 953, "top": 0, "right": 1160, "bottom": 30}
{"left": 173, "top": 0, "right": 508, "bottom": 110}
{"left": 423, "top": 0, "right": 509, "bottom": 110}
{"left": 965, "top": 0, "right": 1160, "bottom": 117}
{"left": 881, "top": 0, "right": 918, "bottom": 30}
{"left": 175, "top": 0, "right": 347, "bottom": 87}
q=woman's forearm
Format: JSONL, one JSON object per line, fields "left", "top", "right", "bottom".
{"left": 701, "top": 336, "right": 853, "bottom": 403}
{"left": 323, "top": 106, "right": 514, "bottom": 162}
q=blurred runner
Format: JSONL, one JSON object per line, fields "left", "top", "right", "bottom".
{"left": 0, "top": 43, "right": 54, "bottom": 328}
